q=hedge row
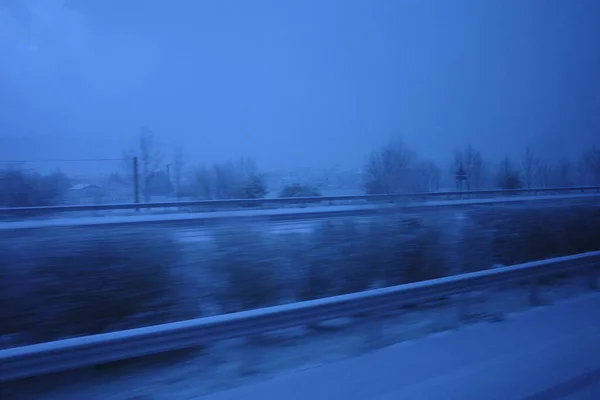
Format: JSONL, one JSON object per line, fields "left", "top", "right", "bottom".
{"left": 1, "top": 203, "right": 598, "bottom": 347}
{"left": 195, "top": 203, "right": 600, "bottom": 313}
{"left": 0, "top": 228, "right": 198, "bottom": 346}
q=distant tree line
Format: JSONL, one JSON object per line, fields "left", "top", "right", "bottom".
{"left": 3, "top": 125, "right": 600, "bottom": 208}
{"left": 0, "top": 168, "right": 69, "bottom": 208}
{"left": 108, "top": 128, "right": 268, "bottom": 202}
{"left": 110, "top": 127, "right": 325, "bottom": 202}
{"left": 278, "top": 183, "right": 322, "bottom": 198}
{"left": 363, "top": 139, "right": 600, "bottom": 194}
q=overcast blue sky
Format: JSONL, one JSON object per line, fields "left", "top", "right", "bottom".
{"left": 1, "top": 0, "right": 599, "bottom": 172}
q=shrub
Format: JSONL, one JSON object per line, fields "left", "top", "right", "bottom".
{"left": 0, "top": 168, "right": 70, "bottom": 207}
{"left": 471, "top": 207, "right": 562, "bottom": 265}
{"left": 300, "top": 220, "right": 375, "bottom": 300}
{"left": 207, "top": 228, "right": 283, "bottom": 313}
{"left": 562, "top": 205, "right": 600, "bottom": 254}
{"left": 201, "top": 216, "right": 455, "bottom": 306}
{"left": 469, "top": 204, "right": 600, "bottom": 265}
{"left": 398, "top": 219, "right": 451, "bottom": 283}
{"left": 0, "top": 228, "right": 197, "bottom": 345}
{"left": 146, "top": 170, "right": 174, "bottom": 196}
{"left": 363, "top": 138, "right": 416, "bottom": 194}
{"left": 279, "top": 183, "right": 322, "bottom": 198}
{"left": 190, "top": 158, "right": 267, "bottom": 200}
{"left": 4, "top": 203, "right": 596, "bottom": 348}
{"left": 496, "top": 156, "right": 522, "bottom": 190}
{"left": 456, "top": 216, "right": 494, "bottom": 273}
{"left": 238, "top": 173, "right": 268, "bottom": 199}
{"left": 299, "top": 216, "right": 452, "bottom": 300}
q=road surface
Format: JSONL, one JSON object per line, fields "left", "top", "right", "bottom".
{"left": 199, "top": 293, "right": 600, "bottom": 400}
{"left": 2, "top": 192, "right": 598, "bottom": 231}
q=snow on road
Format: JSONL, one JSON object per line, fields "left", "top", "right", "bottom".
{"left": 3, "top": 276, "right": 597, "bottom": 400}
{"left": 2, "top": 192, "right": 598, "bottom": 231}
{"left": 200, "top": 292, "right": 600, "bottom": 400}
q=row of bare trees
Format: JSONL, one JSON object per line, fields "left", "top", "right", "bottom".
{"left": 517, "top": 146, "right": 600, "bottom": 189}
{"left": 112, "top": 128, "right": 600, "bottom": 200}
{"left": 111, "top": 128, "right": 267, "bottom": 201}
{"left": 363, "top": 138, "right": 444, "bottom": 194}
{"left": 364, "top": 139, "right": 600, "bottom": 194}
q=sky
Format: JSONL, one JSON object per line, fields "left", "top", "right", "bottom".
{"left": 1, "top": 0, "right": 599, "bottom": 174}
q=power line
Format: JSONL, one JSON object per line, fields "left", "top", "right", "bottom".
{"left": 0, "top": 158, "right": 125, "bottom": 164}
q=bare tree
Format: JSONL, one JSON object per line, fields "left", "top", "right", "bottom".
{"left": 415, "top": 160, "right": 441, "bottom": 192}
{"left": 521, "top": 146, "right": 539, "bottom": 189}
{"left": 0, "top": 168, "right": 70, "bottom": 207}
{"left": 364, "top": 138, "right": 416, "bottom": 194}
{"left": 116, "top": 127, "right": 163, "bottom": 202}
{"left": 192, "top": 164, "right": 216, "bottom": 199}
{"left": 191, "top": 157, "right": 266, "bottom": 200}
{"left": 453, "top": 145, "right": 486, "bottom": 190}
{"left": 496, "top": 155, "right": 522, "bottom": 190}
{"left": 172, "top": 147, "right": 185, "bottom": 200}
{"left": 535, "top": 161, "right": 552, "bottom": 188}
{"left": 582, "top": 146, "right": 600, "bottom": 185}
{"left": 576, "top": 157, "right": 589, "bottom": 186}
{"left": 553, "top": 157, "right": 572, "bottom": 187}
{"left": 138, "top": 127, "right": 163, "bottom": 201}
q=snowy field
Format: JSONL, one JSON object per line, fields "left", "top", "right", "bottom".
{"left": 2, "top": 272, "right": 596, "bottom": 400}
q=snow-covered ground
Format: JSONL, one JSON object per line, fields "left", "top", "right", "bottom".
{"left": 175, "top": 218, "right": 374, "bottom": 243}
{"left": 172, "top": 193, "right": 595, "bottom": 244}
{"left": 2, "top": 192, "right": 598, "bottom": 230}
{"left": 2, "top": 272, "right": 596, "bottom": 400}
{"left": 3, "top": 193, "right": 592, "bottom": 244}
{"left": 202, "top": 292, "right": 600, "bottom": 400}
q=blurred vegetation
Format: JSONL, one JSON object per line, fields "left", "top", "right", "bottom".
{"left": 279, "top": 183, "right": 322, "bottom": 198}
{"left": 0, "top": 168, "right": 70, "bottom": 207}
{"left": 190, "top": 158, "right": 267, "bottom": 200}
{"left": 0, "top": 228, "right": 197, "bottom": 345}
{"left": 471, "top": 204, "right": 600, "bottom": 265}
{"left": 1, "top": 203, "right": 598, "bottom": 347}
{"left": 207, "top": 229, "right": 283, "bottom": 313}
{"left": 496, "top": 156, "right": 523, "bottom": 190}
{"left": 204, "top": 204, "right": 599, "bottom": 311}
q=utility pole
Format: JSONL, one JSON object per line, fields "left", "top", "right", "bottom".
{"left": 133, "top": 156, "right": 140, "bottom": 210}
{"left": 165, "top": 163, "right": 174, "bottom": 198}
{"left": 455, "top": 162, "right": 468, "bottom": 197}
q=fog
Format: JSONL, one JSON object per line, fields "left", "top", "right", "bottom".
{"left": 1, "top": 3, "right": 600, "bottom": 396}
{"left": 1, "top": 0, "right": 599, "bottom": 175}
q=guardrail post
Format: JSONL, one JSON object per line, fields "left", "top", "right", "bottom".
{"left": 529, "top": 279, "right": 542, "bottom": 306}
{"left": 133, "top": 157, "right": 140, "bottom": 211}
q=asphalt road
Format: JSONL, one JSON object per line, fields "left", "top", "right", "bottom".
{"left": 2, "top": 192, "right": 598, "bottom": 231}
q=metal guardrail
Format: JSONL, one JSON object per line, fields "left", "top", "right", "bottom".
{"left": 1, "top": 192, "right": 599, "bottom": 231}
{"left": 0, "top": 192, "right": 600, "bottom": 231}
{"left": 1, "top": 250, "right": 598, "bottom": 382}
{"left": 1, "top": 186, "right": 599, "bottom": 216}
